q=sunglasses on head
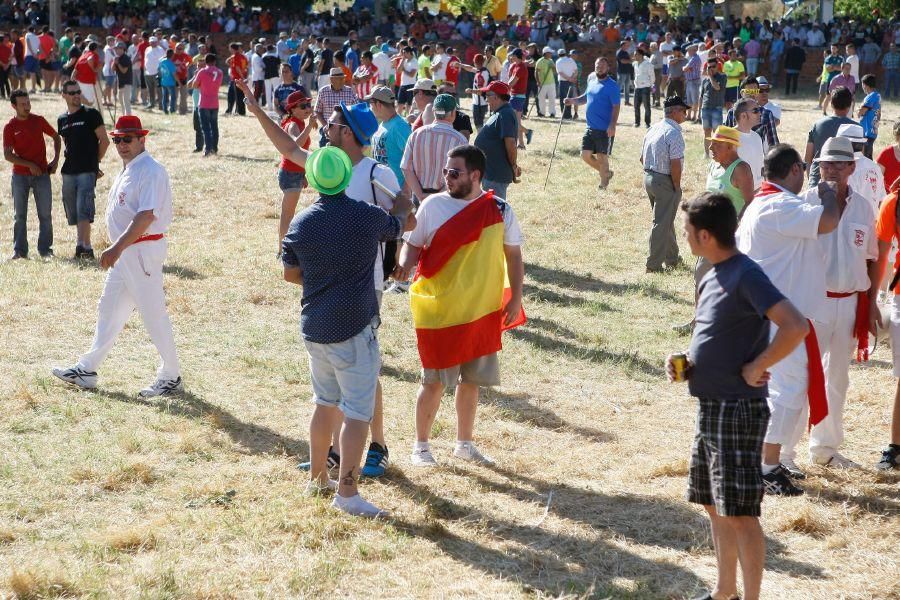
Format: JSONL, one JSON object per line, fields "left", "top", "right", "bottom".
{"left": 442, "top": 167, "right": 467, "bottom": 179}
{"left": 111, "top": 136, "right": 137, "bottom": 144}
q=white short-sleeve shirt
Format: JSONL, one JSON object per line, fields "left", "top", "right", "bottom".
{"left": 848, "top": 152, "right": 885, "bottom": 208}
{"left": 404, "top": 191, "right": 523, "bottom": 249}
{"left": 806, "top": 187, "right": 878, "bottom": 293}
{"left": 736, "top": 185, "right": 827, "bottom": 322}
{"left": 347, "top": 157, "right": 400, "bottom": 290}
{"left": 106, "top": 151, "right": 173, "bottom": 241}
{"left": 737, "top": 131, "right": 765, "bottom": 190}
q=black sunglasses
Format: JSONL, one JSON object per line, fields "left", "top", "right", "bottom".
{"left": 111, "top": 136, "right": 137, "bottom": 144}
{"left": 64, "top": 90, "right": 81, "bottom": 96}
{"left": 442, "top": 167, "right": 467, "bottom": 179}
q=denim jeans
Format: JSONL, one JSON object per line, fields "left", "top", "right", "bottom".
{"left": 161, "top": 85, "right": 176, "bottom": 113}
{"left": 12, "top": 173, "right": 53, "bottom": 256}
{"left": 61, "top": 172, "right": 97, "bottom": 226}
{"left": 482, "top": 178, "right": 510, "bottom": 201}
{"left": 617, "top": 73, "right": 633, "bottom": 104}
{"left": 198, "top": 108, "right": 219, "bottom": 153}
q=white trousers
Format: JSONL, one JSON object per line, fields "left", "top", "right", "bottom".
{"left": 809, "top": 295, "right": 857, "bottom": 459}
{"left": 264, "top": 76, "right": 280, "bottom": 109}
{"left": 78, "top": 239, "right": 180, "bottom": 380}
{"left": 538, "top": 83, "right": 557, "bottom": 116}
{"left": 763, "top": 319, "right": 825, "bottom": 462}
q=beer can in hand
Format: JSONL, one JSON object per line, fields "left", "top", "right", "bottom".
{"left": 672, "top": 353, "right": 688, "bottom": 382}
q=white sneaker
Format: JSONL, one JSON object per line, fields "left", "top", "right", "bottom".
{"left": 410, "top": 447, "right": 438, "bottom": 467}
{"left": 780, "top": 457, "right": 806, "bottom": 479}
{"left": 304, "top": 478, "right": 338, "bottom": 496}
{"left": 385, "top": 280, "right": 410, "bottom": 294}
{"left": 811, "top": 452, "right": 861, "bottom": 469}
{"left": 331, "top": 493, "right": 388, "bottom": 517}
{"left": 138, "top": 376, "right": 184, "bottom": 398}
{"left": 453, "top": 442, "right": 495, "bottom": 465}
{"left": 51, "top": 365, "right": 98, "bottom": 390}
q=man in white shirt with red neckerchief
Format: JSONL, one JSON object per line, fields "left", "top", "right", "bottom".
{"left": 52, "top": 115, "right": 183, "bottom": 398}
{"left": 799, "top": 137, "right": 878, "bottom": 469}
{"left": 736, "top": 143, "right": 841, "bottom": 496}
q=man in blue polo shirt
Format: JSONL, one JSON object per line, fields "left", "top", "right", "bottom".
{"left": 565, "top": 56, "right": 620, "bottom": 191}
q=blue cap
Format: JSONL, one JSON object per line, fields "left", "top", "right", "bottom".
{"left": 339, "top": 101, "right": 378, "bottom": 147}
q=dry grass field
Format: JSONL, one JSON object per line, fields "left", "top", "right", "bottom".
{"left": 0, "top": 88, "right": 898, "bottom": 599}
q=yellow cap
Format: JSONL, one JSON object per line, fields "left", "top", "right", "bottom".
{"left": 705, "top": 125, "right": 741, "bottom": 146}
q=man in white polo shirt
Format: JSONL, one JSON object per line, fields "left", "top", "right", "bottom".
{"left": 838, "top": 123, "right": 885, "bottom": 207}
{"left": 737, "top": 143, "right": 841, "bottom": 495}
{"left": 800, "top": 137, "right": 878, "bottom": 469}
{"left": 52, "top": 115, "right": 182, "bottom": 398}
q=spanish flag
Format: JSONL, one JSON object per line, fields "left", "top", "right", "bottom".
{"left": 410, "top": 191, "right": 526, "bottom": 370}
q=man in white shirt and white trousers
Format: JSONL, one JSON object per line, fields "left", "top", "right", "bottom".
{"left": 737, "top": 143, "right": 840, "bottom": 496}
{"left": 802, "top": 136, "right": 879, "bottom": 469}
{"left": 53, "top": 116, "right": 183, "bottom": 398}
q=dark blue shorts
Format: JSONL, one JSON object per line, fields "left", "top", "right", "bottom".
{"left": 278, "top": 168, "right": 306, "bottom": 192}
{"left": 510, "top": 95, "right": 526, "bottom": 112}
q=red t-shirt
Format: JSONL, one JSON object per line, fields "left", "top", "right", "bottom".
{"left": 509, "top": 62, "right": 528, "bottom": 95}
{"left": 445, "top": 56, "right": 460, "bottom": 85}
{"left": 38, "top": 33, "right": 54, "bottom": 60}
{"left": 74, "top": 51, "right": 98, "bottom": 84}
{"left": 229, "top": 52, "right": 248, "bottom": 80}
{"left": 280, "top": 117, "right": 311, "bottom": 173}
{"left": 135, "top": 41, "right": 148, "bottom": 67}
{"left": 0, "top": 43, "right": 11, "bottom": 64}
{"left": 173, "top": 52, "right": 191, "bottom": 81}
{"left": 3, "top": 114, "right": 56, "bottom": 175}
{"left": 875, "top": 192, "right": 900, "bottom": 279}
{"left": 877, "top": 146, "right": 900, "bottom": 195}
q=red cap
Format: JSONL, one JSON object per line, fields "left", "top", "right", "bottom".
{"left": 284, "top": 90, "right": 311, "bottom": 111}
{"left": 110, "top": 115, "right": 149, "bottom": 137}
{"left": 476, "top": 80, "right": 511, "bottom": 96}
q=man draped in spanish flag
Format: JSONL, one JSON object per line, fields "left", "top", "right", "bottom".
{"left": 394, "top": 144, "right": 525, "bottom": 467}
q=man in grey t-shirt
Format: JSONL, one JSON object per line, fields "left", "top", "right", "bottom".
{"left": 804, "top": 86, "right": 858, "bottom": 185}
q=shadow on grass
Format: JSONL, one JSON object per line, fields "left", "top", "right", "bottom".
{"left": 801, "top": 474, "right": 900, "bottom": 515}
{"left": 98, "top": 389, "right": 308, "bottom": 458}
{"left": 482, "top": 388, "right": 616, "bottom": 444}
{"left": 384, "top": 468, "right": 722, "bottom": 598}
{"left": 163, "top": 264, "right": 205, "bottom": 280}
{"left": 218, "top": 154, "right": 275, "bottom": 164}
{"left": 510, "top": 323, "right": 664, "bottom": 379}
{"left": 526, "top": 262, "right": 690, "bottom": 306}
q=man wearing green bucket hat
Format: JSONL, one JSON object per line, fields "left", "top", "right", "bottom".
{"left": 239, "top": 82, "right": 415, "bottom": 513}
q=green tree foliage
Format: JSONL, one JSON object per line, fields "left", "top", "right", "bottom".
{"left": 834, "top": 0, "right": 895, "bottom": 20}
{"left": 444, "top": 0, "right": 501, "bottom": 19}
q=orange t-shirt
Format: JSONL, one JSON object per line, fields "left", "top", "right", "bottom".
{"left": 875, "top": 192, "right": 900, "bottom": 287}
{"left": 604, "top": 28, "right": 620, "bottom": 45}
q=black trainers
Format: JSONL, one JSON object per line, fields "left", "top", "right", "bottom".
{"left": 875, "top": 444, "right": 900, "bottom": 470}
{"left": 74, "top": 245, "right": 84, "bottom": 259}
{"left": 297, "top": 447, "right": 341, "bottom": 471}
{"left": 361, "top": 442, "right": 389, "bottom": 477}
{"left": 763, "top": 465, "right": 804, "bottom": 496}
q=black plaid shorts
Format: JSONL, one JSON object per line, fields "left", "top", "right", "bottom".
{"left": 687, "top": 397, "right": 770, "bottom": 517}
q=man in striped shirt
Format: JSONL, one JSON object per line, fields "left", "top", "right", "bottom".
{"left": 352, "top": 51, "right": 378, "bottom": 100}
{"left": 401, "top": 93, "right": 467, "bottom": 203}
{"left": 314, "top": 67, "right": 358, "bottom": 147}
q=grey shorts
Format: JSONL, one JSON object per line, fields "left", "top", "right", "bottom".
{"left": 422, "top": 352, "right": 500, "bottom": 388}
{"left": 304, "top": 318, "right": 381, "bottom": 422}
{"left": 61, "top": 172, "right": 97, "bottom": 226}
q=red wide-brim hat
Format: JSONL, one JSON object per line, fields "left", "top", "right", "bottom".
{"left": 110, "top": 115, "right": 150, "bottom": 137}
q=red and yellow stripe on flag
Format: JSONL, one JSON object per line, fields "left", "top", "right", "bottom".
{"left": 410, "top": 191, "right": 526, "bottom": 369}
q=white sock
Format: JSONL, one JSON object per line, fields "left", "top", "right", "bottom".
{"left": 761, "top": 463, "right": 778, "bottom": 475}
{"left": 455, "top": 440, "right": 473, "bottom": 450}
{"left": 333, "top": 493, "right": 384, "bottom": 517}
{"left": 413, "top": 441, "right": 430, "bottom": 452}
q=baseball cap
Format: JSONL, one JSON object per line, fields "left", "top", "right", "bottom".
{"left": 149, "top": 36, "right": 158, "bottom": 43}
{"left": 706, "top": 125, "right": 741, "bottom": 146}
{"left": 339, "top": 101, "right": 378, "bottom": 146}
{"left": 477, "top": 80, "right": 511, "bottom": 96}
{"left": 365, "top": 85, "right": 396, "bottom": 104}
{"left": 814, "top": 137, "right": 858, "bottom": 162}
{"left": 433, "top": 94, "right": 458, "bottom": 117}
{"left": 836, "top": 123, "right": 866, "bottom": 143}
{"left": 542, "top": 46, "right": 553, "bottom": 55}
{"left": 412, "top": 78, "right": 436, "bottom": 92}
{"left": 557, "top": 49, "right": 567, "bottom": 56}
{"left": 305, "top": 147, "right": 352, "bottom": 196}
{"left": 755, "top": 76, "right": 771, "bottom": 88}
